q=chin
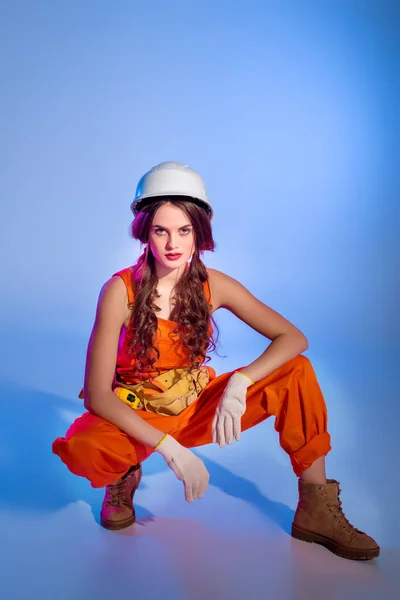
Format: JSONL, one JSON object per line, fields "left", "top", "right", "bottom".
{"left": 160, "top": 257, "right": 185, "bottom": 266}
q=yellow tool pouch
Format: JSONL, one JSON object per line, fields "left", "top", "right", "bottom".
{"left": 113, "top": 367, "right": 210, "bottom": 416}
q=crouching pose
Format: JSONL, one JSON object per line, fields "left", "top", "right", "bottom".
{"left": 53, "top": 161, "right": 380, "bottom": 561}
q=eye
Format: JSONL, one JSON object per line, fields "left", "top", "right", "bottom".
{"left": 154, "top": 227, "right": 192, "bottom": 235}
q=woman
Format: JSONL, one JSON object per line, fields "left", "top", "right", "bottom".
{"left": 53, "top": 161, "right": 380, "bottom": 561}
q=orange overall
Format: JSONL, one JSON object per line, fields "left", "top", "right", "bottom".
{"left": 52, "top": 267, "right": 331, "bottom": 487}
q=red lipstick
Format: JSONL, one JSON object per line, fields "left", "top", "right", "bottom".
{"left": 165, "top": 253, "right": 182, "bottom": 261}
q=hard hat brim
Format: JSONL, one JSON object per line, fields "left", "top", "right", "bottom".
{"left": 131, "top": 194, "right": 213, "bottom": 221}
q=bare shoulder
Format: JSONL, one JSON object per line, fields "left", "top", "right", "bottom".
{"left": 95, "top": 275, "right": 131, "bottom": 327}
{"left": 206, "top": 267, "right": 224, "bottom": 311}
{"left": 83, "top": 276, "right": 131, "bottom": 405}
{"left": 206, "top": 267, "right": 246, "bottom": 311}
{"left": 206, "top": 267, "right": 307, "bottom": 342}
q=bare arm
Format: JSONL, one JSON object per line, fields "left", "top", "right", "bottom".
{"left": 83, "top": 275, "right": 165, "bottom": 449}
{"left": 209, "top": 269, "right": 309, "bottom": 382}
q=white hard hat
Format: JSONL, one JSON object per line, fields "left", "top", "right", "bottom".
{"left": 131, "top": 161, "right": 213, "bottom": 221}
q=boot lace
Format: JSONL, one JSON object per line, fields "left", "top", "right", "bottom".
{"left": 106, "top": 480, "right": 128, "bottom": 507}
{"left": 319, "top": 483, "right": 357, "bottom": 536}
{"left": 104, "top": 465, "right": 141, "bottom": 507}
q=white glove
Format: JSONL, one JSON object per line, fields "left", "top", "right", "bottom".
{"left": 156, "top": 434, "right": 210, "bottom": 503}
{"left": 212, "top": 371, "right": 253, "bottom": 448}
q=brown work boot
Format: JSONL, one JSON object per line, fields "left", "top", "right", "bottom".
{"left": 291, "top": 478, "right": 380, "bottom": 560}
{"left": 100, "top": 463, "right": 142, "bottom": 530}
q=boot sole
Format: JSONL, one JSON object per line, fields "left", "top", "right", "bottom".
{"left": 100, "top": 513, "right": 136, "bottom": 530}
{"left": 291, "top": 523, "right": 380, "bottom": 561}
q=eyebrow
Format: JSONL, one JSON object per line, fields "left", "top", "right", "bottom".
{"left": 151, "top": 224, "right": 192, "bottom": 230}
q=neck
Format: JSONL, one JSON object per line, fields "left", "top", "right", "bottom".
{"left": 155, "top": 261, "right": 189, "bottom": 287}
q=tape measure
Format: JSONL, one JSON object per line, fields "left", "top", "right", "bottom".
{"left": 113, "top": 386, "right": 142, "bottom": 409}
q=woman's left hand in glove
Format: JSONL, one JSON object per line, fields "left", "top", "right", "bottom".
{"left": 212, "top": 371, "right": 254, "bottom": 447}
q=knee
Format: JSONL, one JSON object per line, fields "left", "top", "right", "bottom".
{"left": 67, "top": 430, "right": 98, "bottom": 455}
{"left": 288, "top": 354, "right": 319, "bottom": 385}
{"left": 291, "top": 354, "right": 312, "bottom": 371}
{"left": 54, "top": 414, "right": 113, "bottom": 461}
{"left": 53, "top": 429, "right": 98, "bottom": 464}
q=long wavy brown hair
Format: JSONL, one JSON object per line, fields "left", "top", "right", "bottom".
{"left": 125, "top": 197, "right": 222, "bottom": 381}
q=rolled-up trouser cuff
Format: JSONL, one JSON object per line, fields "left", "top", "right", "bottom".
{"left": 289, "top": 431, "right": 332, "bottom": 477}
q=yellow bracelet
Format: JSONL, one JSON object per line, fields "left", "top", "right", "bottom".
{"left": 154, "top": 433, "right": 168, "bottom": 450}
{"left": 235, "top": 370, "right": 255, "bottom": 385}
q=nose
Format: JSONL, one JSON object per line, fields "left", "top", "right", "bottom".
{"left": 166, "top": 234, "right": 179, "bottom": 250}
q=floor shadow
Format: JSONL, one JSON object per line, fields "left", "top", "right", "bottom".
{"left": 0, "top": 380, "right": 96, "bottom": 511}
{"left": 0, "top": 379, "right": 293, "bottom": 533}
{"left": 0, "top": 380, "right": 149, "bottom": 516}
{"left": 199, "top": 454, "right": 295, "bottom": 534}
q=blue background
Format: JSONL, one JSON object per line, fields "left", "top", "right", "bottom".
{"left": 1, "top": 1, "right": 399, "bottom": 598}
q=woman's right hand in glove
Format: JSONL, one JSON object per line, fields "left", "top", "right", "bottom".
{"left": 155, "top": 434, "right": 209, "bottom": 503}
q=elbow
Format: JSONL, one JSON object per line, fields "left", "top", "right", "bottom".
{"left": 83, "top": 395, "right": 94, "bottom": 412}
{"left": 274, "top": 332, "right": 309, "bottom": 353}
{"left": 288, "top": 326, "right": 308, "bottom": 352}
{"left": 298, "top": 333, "right": 309, "bottom": 352}
{"left": 84, "top": 396, "right": 104, "bottom": 416}
{"left": 282, "top": 331, "right": 308, "bottom": 353}
{"left": 84, "top": 387, "right": 115, "bottom": 415}
{"left": 83, "top": 388, "right": 103, "bottom": 414}
{"left": 83, "top": 386, "right": 91, "bottom": 412}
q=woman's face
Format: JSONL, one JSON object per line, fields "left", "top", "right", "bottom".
{"left": 148, "top": 202, "right": 195, "bottom": 274}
